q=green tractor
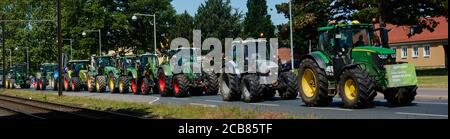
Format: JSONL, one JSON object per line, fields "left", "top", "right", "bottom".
{"left": 87, "top": 56, "right": 119, "bottom": 93}
{"left": 129, "top": 54, "right": 160, "bottom": 95}
{"left": 113, "top": 55, "right": 137, "bottom": 94}
{"left": 34, "top": 63, "right": 58, "bottom": 90}
{"left": 63, "top": 60, "right": 90, "bottom": 91}
{"left": 157, "top": 48, "right": 219, "bottom": 97}
{"left": 298, "top": 21, "right": 418, "bottom": 108}
{"left": 220, "top": 39, "right": 298, "bottom": 103}
{"left": 5, "top": 63, "right": 31, "bottom": 89}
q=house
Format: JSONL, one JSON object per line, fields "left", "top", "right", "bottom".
{"left": 386, "top": 17, "right": 448, "bottom": 69}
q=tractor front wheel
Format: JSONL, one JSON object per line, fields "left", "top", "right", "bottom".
{"left": 385, "top": 86, "right": 417, "bottom": 106}
{"left": 35, "top": 79, "right": 41, "bottom": 90}
{"left": 118, "top": 76, "right": 129, "bottom": 94}
{"left": 338, "top": 68, "right": 377, "bottom": 109}
{"left": 96, "top": 76, "right": 107, "bottom": 93}
{"left": 87, "top": 75, "right": 96, "bottom": 92}
{"left": 131, "top": 78, "right": 140, "bottom": 95}
{"left": 298, "top": 59, "right": 332, "bottom": 107}
{"left": 71, "top": 77, "right": 81, "bottom": 91}
{"left": 109, "top": 74, "right": 118, "bottom": 93}
{"left": 10, "top": 79, "right": 16, "bottom": 89}
{"left": 173, "top": 74, "right": 189, "bottom": 98}
{"left": 40, "top": 78, "right": 47, "bottom": 90}
{"left": 141, "top": 78, "right": 150, "bottom": 95}
{"left": 204, "top": 73, "right": 219, "bottom": 95}
{"left": 241, "top": 74, "right": 263, "bottom": 103}
{"left": 220, "top": 74, "right": 241, "bottom": 101}
{"left": 64, "top": 76, "right": 71, "bottom": 91}
{"left": 158, "top": 69, "right": 172, "bottom": 97}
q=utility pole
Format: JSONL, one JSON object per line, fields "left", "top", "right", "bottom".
{"left": 57, "top": 0, "right": 62, "bottom": 96}
{"left": 289, "top": 0, "right": 294, "bottom": 71}
{"left": 1, "top": 23, "right": 5, "bottom": 88}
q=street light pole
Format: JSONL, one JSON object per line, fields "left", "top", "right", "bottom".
{"left": 57, "top": 0, "right": 62, "bottom": 96}
{"left": 289, "top": 0, "right": 294, "bottom": 71}
{"left": 83, "top": 29, "right": 102, "bottom": 56}
{"left": 132, "top": 13, "right": 157, "bottom": 55}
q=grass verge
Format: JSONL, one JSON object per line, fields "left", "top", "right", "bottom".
{"left": 0, "top": 90, "right": 310, "bottom": 119}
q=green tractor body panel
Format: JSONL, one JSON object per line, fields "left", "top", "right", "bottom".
{"left": 104, "top": 66, "right": 119, "bottom": 77}
{"left": 79, "top": 70, "right": 88, "bottom": 81}
{"left": 159, "top": 63, "right": 173, "bottom": 77}
{"left": 127, "top": 68, "right": 138, "bottom": 79}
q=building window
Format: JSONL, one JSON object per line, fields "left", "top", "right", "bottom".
{"left": 401, "top": 47, "right": 408, "bottom": 58}
{"left": 391, "top": 47, "right": 397, "bottom": 58}
{"left": 423, "top": 45, "right": 431, "bottom": 58}
{"left": 412, "top": 46, "right": 419, "bottom": 58}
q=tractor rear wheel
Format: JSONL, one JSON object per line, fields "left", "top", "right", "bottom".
{"left": 96, "top": 76, "right": 107, "bottom": 93}
{"left": 35, "top": 79, "right": 41, "bottom": 90}
{"left": 204, "top": 73, "right": 219, "bottom": 95}
{"left": 40, "top": 78, "right": 47, "bottom": 90}
{"left": 10, "top": 79, "right": 16, "bottom": 89}
{"left": 87, "top": 75, "right": 96, "bottom": 92}
{"left": 220, "top": 74, "right": 241, "bottom": 101}
{"left": 158, "top": 69, "right": 172, "bottom": 97}
{"left": 108, "top": 74, "right": 118, "bottom": 93}
{"left": 338, "top": 68, "right": 377, "bottom": 109}
{"left": 173, "top": 74, "right": 189, "bottom": 98}
{"left": 6, "top": 79, "right": 10, "bottom": 89}
{"left": 141, "top": 78, "right": 151, "bottom": 95}
{"left": 298, "top": 58, "right": 333, "bottom": 107}
{"left": 71, "top": 77, "right": 81, "bottom": 91}
{"left": 64, "top": 76, "right": 71, "bottom": 91}
{"left": 278, "top": 71, "right": 298, "bottom": 100}
{"left": 118, "top": 76, "right": 129, "bottom": 94}
{"left": 131, "top": 78, "right": 140, "bottom": 95}
{"left": 241, "top": 74, "right": 263, "bottom": 103}
{"left": 385, "top": 86, "right": 417, "bottom": 106}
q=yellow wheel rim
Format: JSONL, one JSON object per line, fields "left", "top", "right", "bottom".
{"left": 301, "top": 68, "right": 317, "bottom": 97}
{"left": 109, "top": 78, "right": 114, "bottom": 91}
{"left": 344, "top": 78, "right": 357, "bottom": 101}
{"left": 87, "top": 78, "right": 91, "bottom": 89}
{"left": 6, "top": 80, "right": 9, "bottom": 88}
{"left": 119, "top": 80, "right": 123, "bottom": 92}
{"left": 96, "top": 79, "right": 100, "bottom": 91}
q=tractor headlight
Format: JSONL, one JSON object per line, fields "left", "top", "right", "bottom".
{"left": 378, "top": 54, "right": 388, "bottom": 59}
{"left": 390, "top": 54, "right": 397, "bottom": 58}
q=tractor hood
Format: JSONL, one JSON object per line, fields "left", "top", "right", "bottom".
{"left": 352, "top": 46, "right": 395, "bottom": 55}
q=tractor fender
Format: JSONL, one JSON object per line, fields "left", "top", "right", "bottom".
{"left": 336, "top": 64, "right": 360, "bottom": 78}
{"left": 105, "top": 67, "right": 120, "bottom": 78}
{"left": 301, "top": 52, "right": 330, "bottom": 70}
{"left": 127, "top": 68, "right": 138, "bottom": 79}
{"left": 159, "top": 64, "right": 173, "bottom": 77}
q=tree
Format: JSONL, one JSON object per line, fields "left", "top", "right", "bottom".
{"left": 242, "top": 0, "right": 275, "bottom": 39}
{"left": 169, "top": 11, "right": 194, "bottom": 41}
{"left": 194, "top": 0, "right": 242, "bottom": 40}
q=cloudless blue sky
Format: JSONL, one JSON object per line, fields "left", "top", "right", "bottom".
{"left": 171, "top": 0, "right": 289, "bottom": 25}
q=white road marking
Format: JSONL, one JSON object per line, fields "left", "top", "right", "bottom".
{"left": 396, "top": 112, "right": 448, "bottom": 118}
{"left": 249, "top": 103, "right": 280, "bottom": 107}
{"left": 170, "top": 98, "right": 190, "bottom": 100}
{"left": 414, "top": 101, "right": 448, "bottom": 105}
{"left": 205, "top": 100, "right": 228, "bottom": 103}
{"left": 310, "top": 107, "right": 354, "bottom": 111}
{"left": 189, "top": 103, "right": 218, "bottom": 108}
{"left": 148, "top": 97, "right": 160, "bottom": 104}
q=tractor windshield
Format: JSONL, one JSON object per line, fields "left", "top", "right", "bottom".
{"left": 43, "top": 65, "right": 57, "bottom": 72}
{"left": 140, "top": 55, "right": 157, "bottom": 66}
{"left": 72, "top": 62, "right": 88, "bottom": 70}
{"left": 96, "top": 57, "right": 115, "bottom": 67}
{"left": 337, "top": 28, "right": 374, "bottom": 48}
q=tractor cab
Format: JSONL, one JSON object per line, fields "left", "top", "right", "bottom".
{"left": 94, "top": 56, "right": 116, "bottom": 68}
{"left": 39, "top": 63, "right": 58, "bottom": 73}
{"left": 139, "top": 54, "right": 159, "bottom": 68}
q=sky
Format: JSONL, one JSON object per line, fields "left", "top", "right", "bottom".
{"left": 171, "top": 0, "right": 289, "bottom": 25}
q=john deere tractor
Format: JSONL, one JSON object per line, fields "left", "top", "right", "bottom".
{"left": 298, "top": 21, "right": 418, "bottom": 109}
{"left": 5, "top": 63, "right": 31, "bottom": 89}
{"left": 157, "top": 48, "right": 219, "bottom": 98}
{"left": 87, "top": 56, "right": 119, "bottom": 93}
{"left": 63, "top": 60, "right": 90, "bottom": 91}
{"left": 35, "top": 63, "right": 58, "bottom": 90}
{"left": 220, "top": 39, "right": 298, "bottom": 103}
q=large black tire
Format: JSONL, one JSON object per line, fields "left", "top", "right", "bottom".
{"left": 118, "top": 76, "right": 129, "bottom": 94}
{"left": 87, "top": 75, "right": 96, "bottom": 92}
{"left": 241, "top": 74, "right": 264, "bottom": 103}
{"left": 40, "top": 78, "right": 47, "bottom": 90}
{"left": 35, "top": 79, "right": 41, "bottom": 90}
{"left": 204, "top": 73, "right": 219, "bottom": 95}
{"left": 173, "top": 74, "right": 189, "bottom": 98}
{"left": 130, "top": 78, "right": 140, "bottom": 95}
{"left": 220, "top": 74, "right": 241, "bottom": 101}
{"left": 96, "top": 76, "right": 107, "bottom": 93}
{"left": 141, "top": 78, "right": 151, "bottom": 95}
{"left": 5, "top": 79, "right": 10, "bottom": 89}
{"left": 108, "top": 73, "right": 118, "bottom": 93}
{"left": 64, "top": 75, "right": 71, "bottom": 91}
{"left": 278, "top": 71, "right": 299, "bottom": 100}
{"left": 71, "top": 77, "right": 81, "bottom": 92}
{"left": 298, "top": 58, "right": 333, "bottom": 107}
{"left": 338, "top": 68, "right": 377, "bottom": 109}
{"left": 157, "top": 69, "right": 172, "bottom": 97}
{"left": 384, "top": 86, "right": 417, "bottom": 106}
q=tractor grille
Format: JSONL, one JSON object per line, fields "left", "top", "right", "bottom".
{"left": 372, "top": 55, "right": 396, "bottom": 69}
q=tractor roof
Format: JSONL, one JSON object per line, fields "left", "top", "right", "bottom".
{"left": 41, "top": 63, "right": 58, "bottom": 65}
{"left": 318, "top": 23, "right": 374, "bottom": 31}
{"left": 69, "top": 60, "right": 89, "bottom": 63}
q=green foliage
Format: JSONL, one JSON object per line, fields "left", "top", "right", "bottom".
{"left": 169, "top": 11, "right": 194, "bottom": 41}
{"left": 242, "top": 0, "right": 275, "bottom": 39}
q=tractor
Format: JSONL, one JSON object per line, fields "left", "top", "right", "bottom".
{"left": 34, "top": 63, "right": 58, "bottom": 90}
{"left": 87, "top": 56, "right": 119, "bottom": 93}
{"left": 5, "top": 63, "right": 31, "bottom": 89}
{"left": 297, "top": 20, "right": 418, "bottom": 109}
{"left": 113, "top": 55, "right": 137, "bottom": 94}
{"left": 129, "top": 54, "right": 160, "bottom": 95}
{"left": 157, "top": 48, "right": 219, "bottom": 97}
{"left": 63, "top": 60, "right": 90, "bottom": 91}
{"left": 220, "top": 39, "right": 298, "bottom": 103}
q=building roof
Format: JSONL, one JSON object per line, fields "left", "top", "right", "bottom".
{"left": 385, "top": 17, "right": 448, "bottom": 44}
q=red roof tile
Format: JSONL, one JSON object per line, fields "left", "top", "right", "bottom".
{"left": 383, "top": 17, "right": 448, "bottom": 44}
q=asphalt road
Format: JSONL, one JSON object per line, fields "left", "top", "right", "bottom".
{"left": 3, "top": 88, "right": 448, "bottom": 119}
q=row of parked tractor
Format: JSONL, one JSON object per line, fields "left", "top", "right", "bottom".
{"left": 3, "top": 21, "right": 418, "bottom": 108}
